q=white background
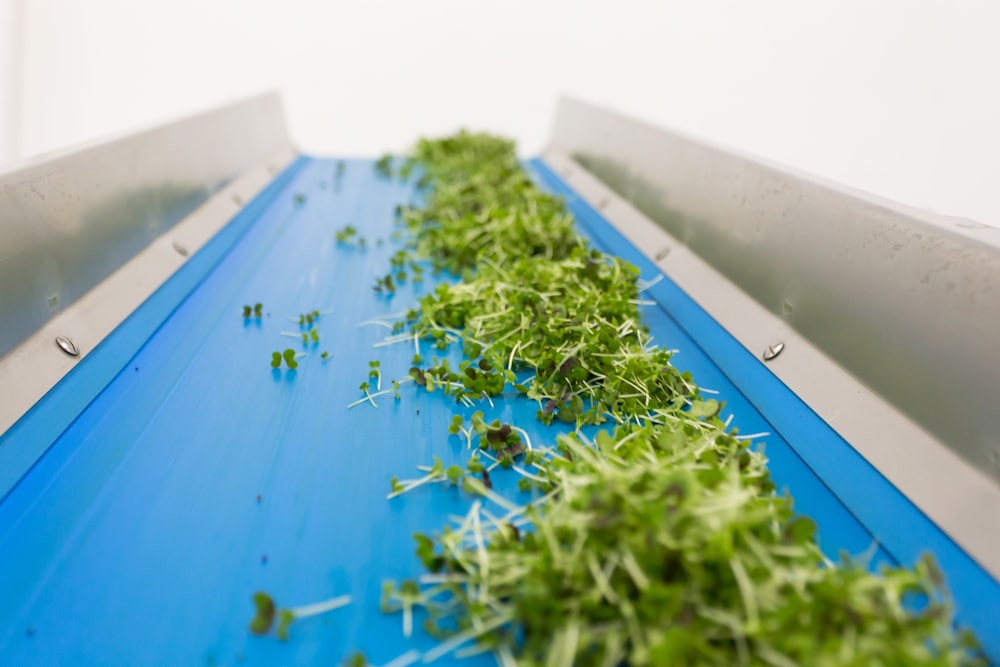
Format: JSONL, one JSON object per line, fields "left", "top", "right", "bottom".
{"left": 1, "top": 0, "right": 999, "bottom": 225}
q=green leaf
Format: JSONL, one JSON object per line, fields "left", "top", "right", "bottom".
{"left": 249, "top": 592, "right": 276, "bottom": 635}
{"left": 275, "top": 609, "right": 295, "bottom": 641}
{"left": 688, "top": 399, "right": 720, "bottom": 419}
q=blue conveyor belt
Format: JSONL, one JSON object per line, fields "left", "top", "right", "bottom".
{"left": 0, "top": 157, "right": 995, "bottom": 665}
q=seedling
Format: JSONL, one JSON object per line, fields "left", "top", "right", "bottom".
{"left": 374, "top": 154, "right": 393, "bottom": 178}
{"left": 335, "top": 225, "right": 362, "bottom": 245}
{"left": 243, "top": 303, "right": 263, "bottom": 318}
{"left": 249, "top": 591, "right": 350, "bottom": 641}
{"left": 271, "top": 348, "right": 300, "bottom": 370}
{"left": 347, "top": 376, "right": 414, "bottom": 409}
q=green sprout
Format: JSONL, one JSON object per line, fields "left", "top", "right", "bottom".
{"left": 321, "top": 351, "right": 331, "bottom": 361}
{"left": 283, "top": 348, "right": 298, "bottom": 370}
{"left": 374, "top": 154, "right": 393, "bottom": 178}
{"left": 336, "top": 224, "right": 362, "bottom": 245}
{"left": 249, "top": 591, "right": 351, "bottom": 642}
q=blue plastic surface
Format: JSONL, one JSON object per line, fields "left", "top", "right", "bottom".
{"left": 0, "top": 157, "right": 994, "bottom": 665}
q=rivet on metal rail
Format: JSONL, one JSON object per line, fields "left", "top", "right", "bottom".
{"left": 55, "top": 335, "right": 79, "bottom": 357}
{"left": 598, "top": 197, "right": 610, "bottom": 210}
{"left": 654, "top": 247, "right": 671, "bottom": 261}
{"left": 172, "top": 241, "right": 189, "bottom": 257}
{"left": 762, "top": 341, "right": 785, "bottom": 361}
{"left": 232, "top": 193, "right": 244, "bottom": 207}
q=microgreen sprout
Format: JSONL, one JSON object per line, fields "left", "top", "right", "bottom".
{"left": 283, "top": 348, "right": 298, "bottom": 370}
{"left": 321, "top": 351, "right": 331, "bottom": 361}
{"left": 293, "top": 193, "right": 306, "bottom": 206}
{"left": 347, "top": 377, "right": 413, "bottom": 409}
{"left": 373, "top": 274, "right": 396, "bottom": 294}
{"left": 249, "top": 591, "right": 351, "bottom": 641}
{"left": 374, "top": 154, "right": 393, "bottom": 178}
{"left": 336, "top": 224, "right": 365, "bottom": 246}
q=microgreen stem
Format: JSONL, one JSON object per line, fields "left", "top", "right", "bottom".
{"left": 288, "top": 594, "right": 352, "bottom": 619}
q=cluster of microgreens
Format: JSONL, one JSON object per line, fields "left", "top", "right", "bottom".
{"left": 352, "top": 132, "right": 984, "bottom": 666}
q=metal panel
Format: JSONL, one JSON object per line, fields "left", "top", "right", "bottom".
{"left": 548, "top": 97, "right": 1000, "bottom": 484}
{"left": 0, "top": 93, "right": 296, "bottom": 439}
{"left": 0, "top": 92, "right": 292, "bottom": 363}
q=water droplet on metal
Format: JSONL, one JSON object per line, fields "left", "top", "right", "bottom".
{"left": 172, "top": 241, "right": 189, "bottom": 257}
{"left": 762, "top": 341, "right": 785, "bottom": 361}
{"left": 55, "top": 335, "right": 79, "bottom": 357}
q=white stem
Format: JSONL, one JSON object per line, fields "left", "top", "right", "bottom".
{"left": 420, "top": 613, "right": 511, "bottom": 663}
{"left": 289, "top": 594, "right": 351, "bottom": 618}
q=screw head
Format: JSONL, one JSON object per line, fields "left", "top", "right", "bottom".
{"left": 55, "top": 335, "right": 79, "bottom": 357}
{"left": 654, "top": 247, "right": 671, "bottom": 261}
{"left": 172, "top": 241, "right": 189, "bottom": 257}
{"left": 762, "top": 341, "right": 785, "bottom": 361}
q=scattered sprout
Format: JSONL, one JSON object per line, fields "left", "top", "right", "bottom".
{"left": 336, "top": 224, "right": 362, "bottom": 245}
{"left": 374, "top": 154, "right": 393, "bottom": 178}
{"left": 249, "top": 592, "right": 351, "bottom": 642}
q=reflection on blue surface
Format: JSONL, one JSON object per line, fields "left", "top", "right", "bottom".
{"left": 0, "top": 157, "right": 994, "bottom": 665}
